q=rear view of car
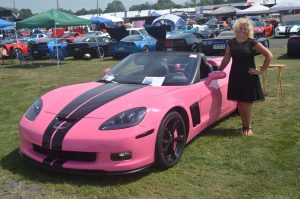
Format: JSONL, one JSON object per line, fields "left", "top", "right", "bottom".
{"left": 156, "top": 32, "right": 204, "bottom": 52}
{"left": 109, "top": 34, "right": 157, "bottom": 59}
{"left": 287, "top": 34, "right": 300, "bottom": 57}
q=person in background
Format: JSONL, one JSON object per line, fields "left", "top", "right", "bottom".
{"left": 218, "top": 18, "right": 273, "bottom": 136}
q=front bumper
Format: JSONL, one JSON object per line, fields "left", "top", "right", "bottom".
{"left": 19, "top": 116, "right": 157, "bottom": 173}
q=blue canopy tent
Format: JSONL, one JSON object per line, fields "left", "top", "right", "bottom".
{"left": 91, "top": 16, "right": 112, "bottom": 24}
{"left": 0, "top": 19, "right": 13, "bottom": 27}
{"left": 0, "top": 25, "right": 14, "bottom": 30}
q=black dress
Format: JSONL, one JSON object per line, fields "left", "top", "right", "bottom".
{"left": 227, "top": 38, "right": 264, "bottom": 102}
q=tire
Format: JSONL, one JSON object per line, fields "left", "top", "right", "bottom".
{"left": 287, "top": 48, "right": 294, "bottom": 57}
{"left": 191, "top": 43, "right": 199, "bottom": 52}
{"left": 97, "top": 47, "right": 105, "bottom": 58}
{"left": 155, "top": 111, "right": 187, "bottom": 169}
{"left": 142, "top": 46, "right": 149, "bottom": 53}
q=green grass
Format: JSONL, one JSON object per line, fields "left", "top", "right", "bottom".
{"left": 0, "top": 50, "right": 299, "bottom": 199}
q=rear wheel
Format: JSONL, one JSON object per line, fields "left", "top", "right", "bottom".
{"left": 155, "top": 111, "right": 187, "bottom": 169}
{"left": 191, "top": 43, "right": 199, "bottom": 52}
{"left": 142, "top": 46, "right": 149, "bottom": 53}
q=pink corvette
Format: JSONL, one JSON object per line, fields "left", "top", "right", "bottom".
{"left": 19, "top": 52, "right": 236, "bottom": 174}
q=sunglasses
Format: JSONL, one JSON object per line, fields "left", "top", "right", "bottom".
{"left": 240, "top": 27, "right": 248, "bottom": 31}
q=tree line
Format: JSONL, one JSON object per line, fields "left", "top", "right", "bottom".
{"left": 0, "top": 0, "right": 245, "bottom": 19}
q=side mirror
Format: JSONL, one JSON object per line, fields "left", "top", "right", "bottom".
{"left": 204, "top": 71, "right": 226, "bottom": 86}
{"left": 103, "top": 67, "right": 111, "bottom": 75}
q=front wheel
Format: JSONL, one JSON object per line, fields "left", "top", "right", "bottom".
{"left": 155, "top": 111, "right": 187, "bottom": 169}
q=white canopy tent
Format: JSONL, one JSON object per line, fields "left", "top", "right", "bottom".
{"left": 270, "top": 0, "right": 300, "bottom": 12}
{"left": 237, "top": 4, "right": 270, "bottom": 15}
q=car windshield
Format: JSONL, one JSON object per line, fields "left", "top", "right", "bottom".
{"left": 138, "top": 29, "right": 148, "bottom": 35}
{"left": 207, "top": 24, "right": 218, "bottom": 29}
{"left": 284, "top": 20, "right": 300, "bottom": 26}
{"left": 101, "top": 52, "right": 198, "bottom": 86}
{"left": 217, "top": 31, "right": 234, "bottom": 37}
{"left": 255, "top": 22, "right": 265, "bottom": 27}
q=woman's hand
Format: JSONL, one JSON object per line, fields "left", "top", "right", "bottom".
{"left": 248, "top": 68, "right": 262, "bottom": 75}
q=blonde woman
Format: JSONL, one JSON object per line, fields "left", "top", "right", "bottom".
{"left": 219, "top": 18, "right": 273, "bottom": 136}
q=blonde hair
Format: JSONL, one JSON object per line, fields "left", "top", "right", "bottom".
{"left": 233, "top": 18, "right": 254, "bottom": 39}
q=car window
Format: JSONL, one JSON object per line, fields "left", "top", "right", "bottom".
{"left": 130, "top": 30, "right": 140, "bottom": 35}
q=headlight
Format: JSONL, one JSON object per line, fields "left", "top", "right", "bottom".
{"left": 25, "top": 98, "right": 43, "bottom": 121}
{"left": 99, "top": 107, "right": 146, "bottom": 130}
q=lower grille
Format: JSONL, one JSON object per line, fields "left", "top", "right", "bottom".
{"left": 32, "top": 144, "right": 96, "bottom": 162}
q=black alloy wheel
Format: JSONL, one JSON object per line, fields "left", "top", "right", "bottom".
{"left": 155, "top": 111, "right": 187, "bottom": 169}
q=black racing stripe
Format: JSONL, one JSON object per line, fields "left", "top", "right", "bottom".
{"left": 50, "top": 84, "right": 146, "bottom": 150}
{"left": 42, "top": 83, "right": 118, "bottom": 149}
{"left": 59, "top": 83, "right": 119, "bottom": 117}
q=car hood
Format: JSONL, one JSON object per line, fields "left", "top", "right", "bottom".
{"left": 106, "top": 26, "right": 129, "bottom": 41}
{"left": 144, "top": 25, "right": 167, "bottom": 40}
{"left": 277, "top": 24, "right": 300, "bottom": 32}
{"left": 42, "top": 82, "right": 179, "bottom": 120}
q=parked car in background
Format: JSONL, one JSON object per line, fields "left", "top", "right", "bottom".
{"left": 67, "top": 35, "right": 114, "bottom": 59}
{"left": 30, "top": 38, "right": 68, "bottom": 60}
{"left": 253, "top": 21, "right": 273, "bottom": 37}
{"left": 156, "top": 31, "right": 206, "bottom": 52}
{"left": 0, "top": 39, "right": 30, "bottom": 58}
{"left": 274, "top": 19, "right": 300, "bottom": 38}
{"left": 201, "top": 31, "right": 269, "bottom": 56}
{"left": 18, "top": 51, "right": 237, "bottom": 174}
{"left": 23, "top": 33, "right": 50, "bottom": 42}
{"left": 205, "top": 24, "right": 227, "bottom": 37}
{"left": 109, "top": 34, "right": 157, "bottom": 59}
{"left": 287, "top": 31, "right": 300, "bottom": 57}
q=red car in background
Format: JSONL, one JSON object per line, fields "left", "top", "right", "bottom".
{"left": 61, "top": 32, "right": 84, "bottom": 42}
{"left": 254, "top": 21, "right": 273, "bottom": 37}
{"left": 0, "top": 39, "right": 30, "bottom": 58}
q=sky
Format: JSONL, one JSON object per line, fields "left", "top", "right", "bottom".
{"left": 0, "top": 0, "right": 190, "bottom": 14}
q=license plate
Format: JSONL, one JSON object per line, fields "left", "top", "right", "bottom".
{"left": 167, "top": 48, "right": 173, "bottom": 51}
{"left": 213, "top": 44, "right": 225, "bottom": 49}
{"left": 118, "top": 47, "right": 125, "bottom": 51}
{"left": 34, "top": 51, "right": 38, "bottom": 54}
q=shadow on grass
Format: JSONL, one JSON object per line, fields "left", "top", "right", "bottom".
{"left": 277, "top": 53, "right": 300, "bottom": 60}
{"left": 1, "top": 113, "right": 241, "bottom": 186}
{"left": 0, "top": 62, "right": 66, "bottom": 69}
{"left": 197, "top": 114, "right": 241, "bottom": 138}
{"left": 0, "top": 149, "right": 163, "bottom": 186}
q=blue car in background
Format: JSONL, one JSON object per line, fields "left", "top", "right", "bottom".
{"left": 30, "top": 38, "right": 68, "bottom": 60}
{"left": 109, "top": 34, "right": 157, "bottom": 59}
